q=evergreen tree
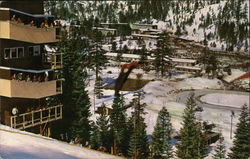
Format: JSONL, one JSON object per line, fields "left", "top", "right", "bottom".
{"left": 176, "top": 93, "right": 207, "bottom": 159}
{"left": 152, "top": 34, "right": 172, "bottom": 77}
{"left": 94, "top": 76, "right": 104, "bottom": 99}
{"left": 70, "top": 53, "right": 91, "bottom": 143}
{"left": 110, "top": 95, "right": 129, "bottom": 155}
{"left": 52, "top": 25, "right": 91, "bottom": 143}
{"left": 90, "top": 44, "right": 108, "bottom": 79}
{"left": 228, "top": 104, "right": 250, "bottom": 159}
{"left": 151, "top": 107, "right": 173, "bottom": 159}
{"left": 212, "top": 136, "right": 227, "bottom": 159}
{"left": 95, "top": 111, "right": 112, "bottom": 151}
{"left": 128, "top": 92, "right": 149, "bottom": 159}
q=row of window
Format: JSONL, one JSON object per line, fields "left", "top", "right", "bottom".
{"left": 4, "top": 46, "right": 41, "bottom": 59}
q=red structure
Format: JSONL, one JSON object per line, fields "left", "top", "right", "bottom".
{"left": 231, "top": 72, "right": 250, "bottom": 82}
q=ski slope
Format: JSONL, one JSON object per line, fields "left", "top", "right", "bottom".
{"left": 0, "top": 125, "right": 122, "bottom": 159}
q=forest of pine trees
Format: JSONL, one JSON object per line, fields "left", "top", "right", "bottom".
{"left": 45, "top": 0, "right": 249, "bottom": 52}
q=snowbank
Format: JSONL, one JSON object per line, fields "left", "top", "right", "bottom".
{"left": 0, "top": 125, "right": 122, "bottom": 159}
{"left": 176, "top": 77, "right": 223, "bottom": 90}
{"left": 200, "top": 93, "right": 249, "bottom": 108}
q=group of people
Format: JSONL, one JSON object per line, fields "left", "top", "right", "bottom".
{"left": 11, "top": 14, "right": 62, "bottom": 29}
{"left": 11, "top": 72, "right": 50, "bottom": 82}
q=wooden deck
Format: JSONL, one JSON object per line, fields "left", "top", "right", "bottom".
{"left": 10, "top": 105, "right": 62, "bottom": 130}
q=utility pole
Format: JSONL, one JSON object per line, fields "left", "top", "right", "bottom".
{"left": 230, "top": 110, "right": 235, "bottom": 139}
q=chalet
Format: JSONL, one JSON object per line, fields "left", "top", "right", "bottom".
{"left": 0, "top": 1, "right": 63, "bottom": 134}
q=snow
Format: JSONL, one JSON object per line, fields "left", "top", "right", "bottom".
{"left": 223, "top": 69, "right": 246, "bottom": 82}
{"left": 0, "top": 125, "right": 122, "bottom": 159}
{"left": 200, "top": 93, "right": 249, "bottom": 108}
{"left": 176, "top": 77, "right": 223, "bottom": 90}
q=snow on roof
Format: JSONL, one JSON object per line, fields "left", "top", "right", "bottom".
{"left": 175, "top": 65, "right": 201, "bottom": 70}
{"left": 132, "top": 34, "right": 160, "bottom": 39}
{"left": 132, "top": 23, "right": 157, "bottom": 26}
{"left": 100, "top": 23, "right": 128, "bottom": 25}
{"left": 92, "top": 27, "right": 117, "bottom": 31}
{"left": 44, "top": 45, "right": 57, "bottom": 53}
{"left": 105, "top": 52, "right": 155, "bottom": 60}
{"left": 171, "top": 58, "right": 197, "bottom": 63}
{"left": 0, "top": 124, "right": 122, "bottom": 159}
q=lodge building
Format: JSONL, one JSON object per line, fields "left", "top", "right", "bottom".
{"left": 0, "top": 0, "right": 63, "bottom": 134}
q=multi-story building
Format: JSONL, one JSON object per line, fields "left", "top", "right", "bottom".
{"left": 0, "top": 0, "right": 63, "bottom": 135}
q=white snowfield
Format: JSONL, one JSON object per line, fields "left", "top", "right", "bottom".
{"left": 176, "top": 77, "right": 223, "bottom": 90}
{"left": 200, "top": 93, "right": 249, "bottom": 108}
{"left": 0, "top": 125, "right": 122, "bottom": 159}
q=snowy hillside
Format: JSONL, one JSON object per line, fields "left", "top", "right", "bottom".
{"left": 0, "top": 125, "right": 122, "bottom": 159}
{"left": 45, "top": 0, "right": 249, "bottom": 52}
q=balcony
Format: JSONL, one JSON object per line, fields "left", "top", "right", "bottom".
{"left": 43, "top": 52, "right": 63, "bottom": 69}
{"left": 0, "top": 66, "right": 62, "bottom": 98}
{"left": 0, "top": 20, "right": 59, "bottom": 43}
{"left": 10, "top": 105, "right": 62, "bottom": 130}
{"left": 0, "top": 8, "right": 60, "bottom": 43}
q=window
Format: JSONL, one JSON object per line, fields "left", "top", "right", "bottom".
{"left": 29, "top": 45, "right": 40, "bottom": 56}
{"left": 33, "top": 46, "right": 40, "bottom": 56}
{"left": 11, "top": 48, "right": 17, "bottom": 58}
{"left": 4, "top": 47, "right": 24, "bottom": 59}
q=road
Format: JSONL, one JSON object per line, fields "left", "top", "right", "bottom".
{"left": 176, "top": 89, "right": 249, "bottom": 111}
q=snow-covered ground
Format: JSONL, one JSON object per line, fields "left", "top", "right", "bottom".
{"left": 0, "top": 125, "right": 122, "bottom": 159}
{"left": 176, "top": 77, "right": 224, "bottom": 90}
{"left": 200, "top": 93, "right": 249, "bottom": 108}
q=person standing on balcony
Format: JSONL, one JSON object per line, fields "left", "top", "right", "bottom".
{"left": 11, "top": 15, "right": 16, "bottom": 21}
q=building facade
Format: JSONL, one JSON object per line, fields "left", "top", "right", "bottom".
{"left": 0, "top": 1, "right": 63, "bottom": 134}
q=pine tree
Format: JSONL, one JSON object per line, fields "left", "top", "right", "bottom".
{"left": 94, "top": 76, "right": 104, "bottom": 99}
{"left": 128, "top": 92, "right": 149, "bottom": 159}
{"left": 70, "top": 60, "right": 91, "bottom": 142}
{"left": 52, "top": 24, "right": 91, "bottom": 142}
{"left": 176, "top": 93, "right": 207, "bottom": 159}
{"left": 228, "top": 104, "right": 250, "bottom": 159}
{"left": 90, "top": 44, "right": 108, "bottom": 79}
{"left": 95, "top": 112, "right": 112, "bottom": 151}
{"left": 212, "top": 136, "right": 227, "bottom": 159}
{"left": 151, "top": 107, "right": 173, "bottom": 159}
{"left": 110, "top": 95, "right": 129, "bottom": 155}
{"left": 152, "top": 34, "right": 172, "bottom": 77}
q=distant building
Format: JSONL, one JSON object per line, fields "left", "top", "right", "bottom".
{"left": 105, "top": 52, "right": 201, "bottom": 73}
{"left": 92, "top": 27, "right": 117, "bottom": 36}
{"left": 130, "top": 23, "right": 158, "bottom": 30}
{"left": 0, "top": 1, "right": 63, "bottom": 133}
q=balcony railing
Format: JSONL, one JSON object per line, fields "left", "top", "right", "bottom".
{"left": 10, "top": 105, "right": 62, "bottom": 130}
{"left": 43, "top": 53, "right": 63, "bottom": 69}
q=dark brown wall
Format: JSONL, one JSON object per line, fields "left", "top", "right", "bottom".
{"left": 0, "top": 1, "right": 44, "bottom": 14}
{"left": 0, "top": 39, "right": 44, "bottom": 69}
{"left": 0, "top": 9, "right": 10, "bottom": 21}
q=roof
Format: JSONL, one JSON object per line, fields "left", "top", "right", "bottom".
{"left": 105, "top": 52, "right": 155, "bottom": 60}
{"left": 132, "top": 34, "right": 160, "bottom": 39}
{"left": 92, "top": 27, "right": 117, "bottom": 31}
{"left": 171, "top": 58, "right": 197, "bottom": 63}
{"left": 0, "top": 7, "right": 54, "bottom": 18}
{"left": 132, "top": 23, "right": 157, "bottom": 26}
{"left": 175, "top": 65, "right": 201, "bottom": 70}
